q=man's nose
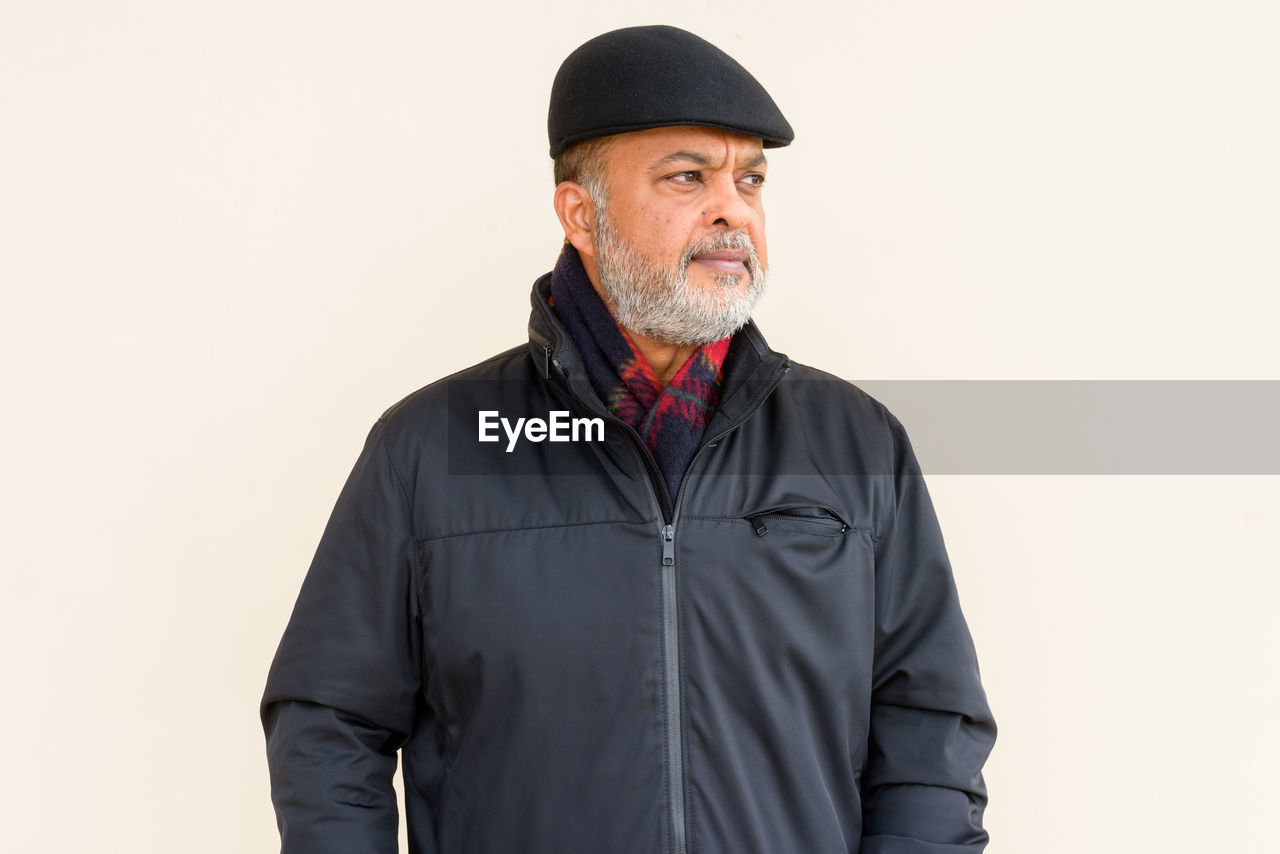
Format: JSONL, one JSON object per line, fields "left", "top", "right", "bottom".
{"left": 701, "top": 173, "right": 754, "bottom": 231}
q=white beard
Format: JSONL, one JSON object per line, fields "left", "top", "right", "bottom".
{"left": 592, "top": 209, "right": 767, "bottom": 347}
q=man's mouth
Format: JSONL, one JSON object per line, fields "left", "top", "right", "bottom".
{"left": 691, "top": 249, "right": 750, "bottom": 274}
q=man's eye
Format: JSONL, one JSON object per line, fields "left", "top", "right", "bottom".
{"left": 670, "top": 171, "right": 700, "bottom": 183}
{"left": 740, "top": 173, "right": 766, "bottom": 188}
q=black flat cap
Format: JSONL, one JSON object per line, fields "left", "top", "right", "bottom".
{"left": 548, "top": 25, "right": 794, "bottom": 158}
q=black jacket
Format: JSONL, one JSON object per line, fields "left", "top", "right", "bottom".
{"left": 262, "top": 272, "right": 997, "bottom": 853}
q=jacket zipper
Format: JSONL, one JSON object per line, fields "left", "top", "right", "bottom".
{"left": 659, "top": 363, "right": 788, "bottom": 854}
{"left": 545, "top": 341, "right": 789, "bottom": 854}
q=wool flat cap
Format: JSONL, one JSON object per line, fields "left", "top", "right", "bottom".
{"left": 548, "top": 25, "right": 794, "bottom": 158}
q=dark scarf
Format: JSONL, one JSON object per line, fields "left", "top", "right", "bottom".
{"left": 549, "top": 243, "right": 731, "bottom": 503}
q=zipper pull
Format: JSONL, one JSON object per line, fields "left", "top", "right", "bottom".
{"left": 542, "top": 344, "right": 552, "bottom": 379}
{"left": 662, "top": 524, "right": 675, "bottom": 565}
{"left": 745, "top": 513, "right": 770, "bottom": 536}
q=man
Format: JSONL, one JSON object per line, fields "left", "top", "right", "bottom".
{"left": 262, "top": 25, "right": 996, "bottom": 854}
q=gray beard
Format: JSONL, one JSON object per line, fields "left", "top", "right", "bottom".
{"left": 591, "top": 209, "right": 767, "bottom": 347}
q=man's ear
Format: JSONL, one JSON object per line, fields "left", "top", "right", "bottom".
{"left": 553, "top": 181, "right": 597, "bottom": 259}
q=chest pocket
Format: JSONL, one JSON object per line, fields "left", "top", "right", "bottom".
{"left": 744, "top": 504, "right": 850, "bottom": 537}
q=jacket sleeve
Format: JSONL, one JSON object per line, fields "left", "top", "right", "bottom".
{"left": 860, "top": 415, "right": 997, "bottom": 853}
{"left": 260, "top": 419, "right": 444, "bottom": 854}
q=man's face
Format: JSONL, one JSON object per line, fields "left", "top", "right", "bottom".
{"left": 586, "top": 126, "right": 769, "bottom": 347}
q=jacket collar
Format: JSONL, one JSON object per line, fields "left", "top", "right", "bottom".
{"left": 526, "top": 270, "right": 790, "bottom": 435}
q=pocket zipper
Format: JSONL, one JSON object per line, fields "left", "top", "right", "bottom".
{"left": 744, "top": 506, "right": 850, "bottom": 537}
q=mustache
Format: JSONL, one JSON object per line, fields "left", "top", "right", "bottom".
{"left": 679, "top": 231, "right": 763, "bottom": 275}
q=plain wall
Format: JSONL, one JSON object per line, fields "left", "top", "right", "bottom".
{"left": 3, "top": 2, "right": 1277, "bottom": 852}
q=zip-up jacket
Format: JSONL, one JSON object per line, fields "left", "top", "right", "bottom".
{"left": 261, "top": 271, "right": 997, "bottom": 853}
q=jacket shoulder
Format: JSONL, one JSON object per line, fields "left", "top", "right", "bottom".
{"left": 354, "top": 343, "right": 536, "bottom": 476}
{"left": 375, "top": 343, "right": 531, "bottom": 427}
{"left": 782, "top": 360, "right": 908, "bottom": 442}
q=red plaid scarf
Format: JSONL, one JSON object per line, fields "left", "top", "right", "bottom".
{"left": 549, "top": 244, "right": 731, "bottom": 502}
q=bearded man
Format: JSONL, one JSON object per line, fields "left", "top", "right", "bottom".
{"left": 262, "top": 25, "right": 996, "bottom": 854}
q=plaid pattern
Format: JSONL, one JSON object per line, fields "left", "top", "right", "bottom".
{"left": 549, "top": 243, "right": 731, "bottom": 502}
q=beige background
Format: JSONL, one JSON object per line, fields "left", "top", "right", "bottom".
{"left": 3, "top": 2, "right": 1278, "bottom": 852}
